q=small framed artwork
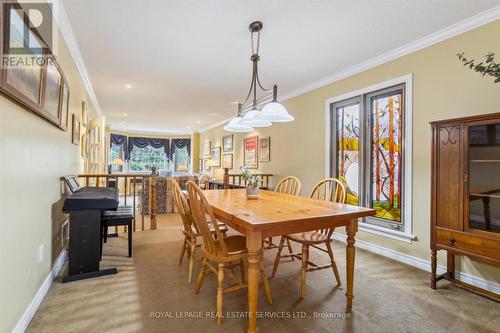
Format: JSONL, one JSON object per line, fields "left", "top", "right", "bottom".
{"left": 72, "top": 114, "right": 80, "bottom": 145}
{"left": 244, "top": 136, "right": 258, "bottom": 168}
{"left": 259, "top": 137, "right": 271, "bottom": 162}
{"left": 81, "top": 101, "right": 88, "bottom": 127}
{"left": 59, "top": 81, "right": 70, "bottom": 131}
{"left": 204, "top": 141, "right": 211, "bottom": 156}
{"left": 198, "top": 158, "right": 203, "bottom": 171}
{"left": 223, "top": 134, "right": 233, "bottom": 152}
{"left": 80, "top": 134, "right": 86, "bottom": 157}
{"left": 96, "top": 126, "right": 101, "bottom": 143}
{"left": 222, "top": 153, "right": 233, "bottom": 169}
{"left": 44, "top": 60, "right": 63, "bottom": 125}
{"left": 211, "top": 147, "right": 221, "bottom": 167}
{"left": 204, "top": 158, "right": 210, "bottom": 170}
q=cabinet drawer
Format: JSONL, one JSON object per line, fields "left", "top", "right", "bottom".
{"left": 436, "top": 228, "right": 500, "bottom": 261}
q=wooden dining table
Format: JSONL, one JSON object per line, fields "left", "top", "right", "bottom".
{"left": 202, "top": 189, "right": 376, "bottom": 333}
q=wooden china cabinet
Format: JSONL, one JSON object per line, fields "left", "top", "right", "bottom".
{"left": 430, "top": 113, "right": 500, "bottom": 299}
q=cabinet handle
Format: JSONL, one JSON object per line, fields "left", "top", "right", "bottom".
{"left": 448, "top": 237, "right": 456, "bottom": 246}
{"left": 463, "top": 171, "right": 468, "bottom": 182}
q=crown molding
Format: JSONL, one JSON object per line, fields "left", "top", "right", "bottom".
{"left": 50, "top": 0, "right": 103, "bottom": 116}
{"left": 279, "top": 5, "right": 500, "bottom": 102}
{"left": 110, "top": 127, "right": 193, "bottom": 137}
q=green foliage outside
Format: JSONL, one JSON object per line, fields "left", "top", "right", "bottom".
{"left": 129, "top": 147, "right": 168, "bottom": 171}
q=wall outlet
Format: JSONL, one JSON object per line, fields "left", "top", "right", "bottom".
{"left": 38, "top": 244, "right": 44, "bottom": 263}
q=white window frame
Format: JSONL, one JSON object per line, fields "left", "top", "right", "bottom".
{"left": 325, "top": 74, "right": 415, "bottom": 243}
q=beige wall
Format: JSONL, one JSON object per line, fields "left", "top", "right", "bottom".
{"left": 0, "top": 17, "right": 98, "bottom": 333}
{"left": 200, "top": 21, "right": 500, "bottom": 282}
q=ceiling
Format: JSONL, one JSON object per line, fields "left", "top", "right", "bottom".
{"left": 61, "top": 0, "right": 500, "bottom": 134}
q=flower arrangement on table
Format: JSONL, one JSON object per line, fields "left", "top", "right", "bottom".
{"left": 240, "top": 166, "right": 261, "bottom": 199}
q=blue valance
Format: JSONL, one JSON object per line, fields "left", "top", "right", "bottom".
{"left": 110, "top": 134, "right": 129, "bottom": 160}
{"left": 128, "top": 137, "right": 170, "bottom": 160}
{"left": 171, "top": 138, "right": 191, "bottom": 157}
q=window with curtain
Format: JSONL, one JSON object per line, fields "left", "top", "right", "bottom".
{"left": 171, "top": 138, "right": 191, "bottom": 172}
{"left": 109, "top": 144, "right": 122, "bottom": 172}
{"left": 172, "top": 147, "right": 189, "bottom": 172}
{"left": 331, "top": 83, "right": 407, "bottom": 232}
{"left": 108, "top": 135, "right": 191, "bottom": 172}
{"left": 109, "top": 134, "right": 128, "bottom": 172}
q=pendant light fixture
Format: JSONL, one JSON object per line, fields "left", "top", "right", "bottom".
{"left": 224, "top": 21, "right": 294, "bottom": 133}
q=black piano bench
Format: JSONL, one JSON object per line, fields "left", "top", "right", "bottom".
{"left": 101, "top": 206, "right": 134, "bottom": 259}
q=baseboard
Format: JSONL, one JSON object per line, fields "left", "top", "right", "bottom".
{"left": 11, "top": 249, "right": 67, "bottom": 333}
{"left": 332, "top": 232, "right": 500, "bottom": 295}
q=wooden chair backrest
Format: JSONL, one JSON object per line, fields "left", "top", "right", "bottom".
{"left": 186, "top": 181, "right": 228, "bottom": 256}
{"left": 309, "top": 178, "right": 346, "bottom": 203}
{"left": 309, "top": 178, "right": 347, "bottom": 237}
{"left": 171, "top": 178, "right": 197, "bottom": 235}
{"left": 274, "top": 176, "right": 301, "bottom": 196}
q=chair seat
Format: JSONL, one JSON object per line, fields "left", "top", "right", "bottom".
{"left": 211, "top": 221, "right": 228, "bottom": 233}
{"left": 286, "top": 230, "right": 332, "bottom": 244}
{"left": 185, "top": 221, "right": 228, "bottom": 237}
{"left": 224, "top": 235, "right": 247, "bottom": 254}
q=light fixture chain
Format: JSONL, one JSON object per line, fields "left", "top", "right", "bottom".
{"left": 250, "top": 31, "right": 261, "bottom": 56}
{"left": 256, "top": 31, "right": 260, "bottom": 55}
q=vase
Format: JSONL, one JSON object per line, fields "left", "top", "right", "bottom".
{"left": 246, "top": 186, "right": 260, "bottom": 199}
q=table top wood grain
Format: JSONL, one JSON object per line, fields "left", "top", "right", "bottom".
{"left": 203, "top": 189, "right": 375, "bottom": 237}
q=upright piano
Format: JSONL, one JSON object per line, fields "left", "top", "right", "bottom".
{"left": 62, "top": 177, "right": 119, "bottom": 283}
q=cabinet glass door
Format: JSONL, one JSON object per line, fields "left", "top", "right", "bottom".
{"left": 468, "top": 123, "right": 500, "bottom": 233}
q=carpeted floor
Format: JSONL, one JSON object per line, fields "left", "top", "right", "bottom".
{"left": 27, "top": 214, "right": 500, "bottom": 333}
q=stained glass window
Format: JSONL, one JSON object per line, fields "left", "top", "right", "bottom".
{"left": 332, "top": 84, "right": 406, "bottom": 230}
{"left": 370, "top": 92, "right": 403, "bottom": 222}
{"left": 336, "top": 103, "right": 360, "bottom": 206}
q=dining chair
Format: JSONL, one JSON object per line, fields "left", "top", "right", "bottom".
{"left": 171, "top": 178, "right": 228, "bottom": 283}
{"left": 265, "top": 176, "right": 302, "bottom": 250}
{"left": 271, "top": 178, "right": 346, "bottom": 298}
{"left": 186, "top": 181, "right": 272, "bottom": 326}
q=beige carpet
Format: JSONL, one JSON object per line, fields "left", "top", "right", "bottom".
{"left": 27, "top": 214, "right": 500, "bottom": 333}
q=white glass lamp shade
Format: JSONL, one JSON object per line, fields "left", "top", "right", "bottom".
{"left": 257, "top": 102, "right": 294, "bottom": 122}
{"left": 223, "top": 116, "right": 254, "bottom": 132}
{"left": 239, "top": 109, "right": 272, "bottom": 128}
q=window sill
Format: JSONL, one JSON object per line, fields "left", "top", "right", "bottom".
{"left": 358, "top": 221, "right": 417, "bottom": 243}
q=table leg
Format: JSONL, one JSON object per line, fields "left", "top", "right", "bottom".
{"left": 346, "top": 218, "right": 358, "bottom": 308}
{"left": 246, "top": 230, "right": 262, "bottom": 333}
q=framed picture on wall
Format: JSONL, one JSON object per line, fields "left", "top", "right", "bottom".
{"left": 72, "top": 114, "right": 80, "bottom": 145}
{"left": 211, "top": 147, "right": 221, "bottom": 167}
{"left": 259, "top": 137, "right": 271, "bottom": 162}
{"left": 44, "top": 60, "right": 63, "bottom": 125}
{"left": 81, "top": 101, "right": 88, "bottom": 127}
{"left": 222, "top": 153, "right": 233, "bottom": 169}
{"left": 1, "top": 4, "right": 44, "bottom": 114}
{"left": 199, "top": 158, "right": 203, "bottom": 171}
{"left": 223, "top": 134, "right": 233, "bottom": 152}
{"left": 81, "top": 133, "right": 87, "bottom": 157}
{"left": 204, "top": 141, "right": 211, "bottom": 156}
{"left": 0, "top": 3, "right": 67, "bottom": 129}
{"left": 59, "top": 81, "right": 70, "bottom": 131}
{"left": 204, "top": 158, "right": 210, "bottom": 170}
{"left": 244, "top": 136, "right": 258, "bottom": 168}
